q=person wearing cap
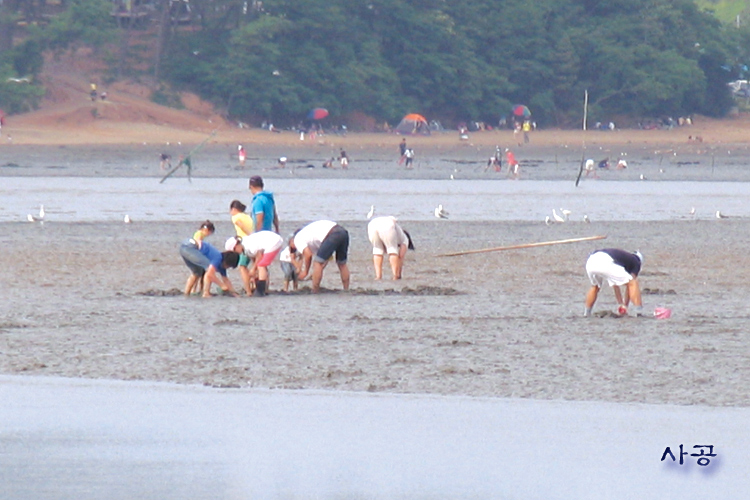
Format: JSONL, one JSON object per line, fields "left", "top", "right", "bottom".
{"left": 180, "top": 238, "right": 240, "bottom": 298}
{"left": 225, "top": 231, "right": 283, "bottom": 296}
{"left": 248, "top": 175, "right": 280, "bottom": 233}
{"left": 288, "top": 220, "right": 350, "bottom": 293}
{"left": 367, "top": 216, "right": 414, "bottom": 280}
{"left": 584, "top": 248, "right": 643, "bottom": 317}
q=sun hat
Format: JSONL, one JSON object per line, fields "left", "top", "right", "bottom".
{"left": 225, "top": 236, "right": 241, "bottom": 251}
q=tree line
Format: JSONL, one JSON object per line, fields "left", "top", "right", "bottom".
{"left": 0, "top": 0, "right": 748, "bottom": 127}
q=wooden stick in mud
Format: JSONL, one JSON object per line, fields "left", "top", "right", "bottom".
{"left": 437, "top": 235, "right": 607, "bottom": 257}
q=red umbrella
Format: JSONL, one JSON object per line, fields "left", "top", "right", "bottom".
{"left": 512, "top": 105, "right": 531, "bottom": 118}
{"left": 307, "top": 108, "right": 329, "bottom": 120}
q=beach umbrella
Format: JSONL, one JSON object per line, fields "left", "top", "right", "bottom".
{"left": 512, "top": 104, "right": 531, "bottom": 118}
{"left": 402, "top": 113, "right": 427, "bottom": 122}
{"left": 307, "top": 108, "right": 329, "bottom": 120}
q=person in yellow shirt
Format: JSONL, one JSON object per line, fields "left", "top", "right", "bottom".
{"left": 229, "top": 200, "right": 255, "bottom": 294}
{"left": 229, "top": 200, "right": 254, "bottom": 237}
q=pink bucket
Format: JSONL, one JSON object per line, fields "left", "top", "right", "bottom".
{"left": 653, "top": 307, "right": 672, "bottom": 319}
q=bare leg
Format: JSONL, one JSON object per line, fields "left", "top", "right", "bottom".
{"left": 388, "top": 253, "right": 400, "bottom": 280}
{"left": 373, "top": 254, "right": 383, "bottom": 280}
{"left": 312, "top": 261, "right": 325, "bottom": 293}
{"left": 184, "top": 274, "right": 198, "bottom": 296}
{"left": 239, "top": 266, "right": 253, "bottom": 296}
{"left": 584, "top": 285, "right": 600, "bottom": 316}
{"left": 338, "top": 262, "right": 350, "bottom": 290}
{"left": 627, "top": 278, "right": 642, "bottom": 307}
{"left": 397, "top": 244, "right": 408, "bottom": 278}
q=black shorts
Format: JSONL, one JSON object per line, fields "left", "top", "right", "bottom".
{"left": 314, "top": 225, "right": 349, "bottom": 264}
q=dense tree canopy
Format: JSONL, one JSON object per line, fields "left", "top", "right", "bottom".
{"left": 0, "top": 0, "right": 745, "bottom": 125}
{"left": 159, "top": 0, "right": 738, "bottom": 127}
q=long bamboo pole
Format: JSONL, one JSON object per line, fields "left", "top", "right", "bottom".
{"left": 437, "top": 235, "right": 607, "bottom": 257}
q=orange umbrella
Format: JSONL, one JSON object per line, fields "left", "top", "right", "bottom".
{"left": 403, "top": 113, "right": 427, "bottom": 122}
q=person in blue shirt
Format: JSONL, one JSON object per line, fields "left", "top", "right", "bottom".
{"left": 180, "top": 238, "right": 240, "bottom": 298}
{"left": 248, "top": 175, "right": 279, "bottom": 233}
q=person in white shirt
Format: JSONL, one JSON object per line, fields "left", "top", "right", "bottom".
{"left": 367, "top": 216, "right": 413, "bottom": 280}
{"left": 225, "top": 230, "right": 283, "bottom": 296}
{"left": 288, "top": 220, "right": 350, "bottom": 293}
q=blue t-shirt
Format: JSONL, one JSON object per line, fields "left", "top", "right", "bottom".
{"left": 200, "top": 242, "right": 227, "bottom": 276}
{"left": 252, "top": 190, "right": 276, "bottom": 231}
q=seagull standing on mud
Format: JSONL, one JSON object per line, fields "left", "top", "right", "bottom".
{"left": 367, "top": 205, "right": 375, "bottom": 219}
{"left": 716, "top": 210, "right": 728, "bottom": 219}
{"left": 434, "top": 204, "right": 448, "bottom": 219}
{"left": 552, "top": 209, "right": 565, "bottom": 223}
{"left": 27, "top": 204, "right": 45, "bottom": 223}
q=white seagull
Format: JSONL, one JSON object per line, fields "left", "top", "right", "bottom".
{"left": 366, "top": 205, "right": 375, "bottom": 219}
{"left": 434, "top": 204, "right": 448, "bottom": 219}
{"left": 545, "top": 216, "right": 551, "bottom": 225}
{"left": 27, "top": 204, "right": 45, "bottom": 223}
{"left": 124, "top": 214, "right": 132, "bottom": 224}
{"left": 560, "top": 208, "right": 572, "bottom": 220}
{"left": 552, "top": 208, "right": 565, "bottom": 223}
{"left": 583, "top": 214, "right": 590, "bottom": 223}
{"left": 716, "top": 210, "right": 729, "bottom": 219}
{"left": 689, "top": 207, "right": 696, "bottom": 217}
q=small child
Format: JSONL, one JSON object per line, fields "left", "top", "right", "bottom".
{"left": 190, "top": 220, "right": 215, "bottom": 294}
{"left": 279, "top": 244, "right": 301, "bottom": 292}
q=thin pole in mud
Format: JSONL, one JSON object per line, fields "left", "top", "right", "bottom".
{"left": 159, "top": 130, "right": 217, "bottom": 184}
{"left": 437, "top": 235, "right": 607, "bottom": 257}
{"left": 575, "top": 89, "right": 588, "bottom": 187}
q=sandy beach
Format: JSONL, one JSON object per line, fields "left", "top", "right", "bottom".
{"left": 3, "top": 69, "right": 750, "bottom": 411}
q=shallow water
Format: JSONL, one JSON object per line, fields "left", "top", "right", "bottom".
{"left": 3, "top": 176, "right": 749, "bottom": 223}
{"left": 1, "top": 376, "right": 745, "bottom": 500}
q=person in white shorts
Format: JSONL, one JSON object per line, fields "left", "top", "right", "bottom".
{"left": 367, "top": 216, "right": 414, "bottom": 280}
{"left": 289, "top": 220, "right": 350, "bottom": 293}
{"left": 584, "top": 248, "right": 643, "bottom": 317}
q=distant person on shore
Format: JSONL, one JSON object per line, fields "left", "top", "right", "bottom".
{"left": 584, "top": 248, "right": 643, "bottom": 317}
{"left": 367, "top": 216, "right": 414, "bottom": 280}
{"left": 584, "top": 159, "right": 596, "bottom": 177}
{"left": 486, "top": 147, "right": 502, "bottom": 172}
{"left": 404, "top": 148, "right": 415, "bottom": 169}
{"left": 339, "top": 149, "right": 349, "bottom": 169}
{"left": 90, "top": 83, "right": 97, "bottom": 102}
{"left": 248, "top": 175, "right": 280, "bottom": 233}
{"left": 159, "top": 153, "right": 172, "bottom": 170}
{"left": 225, "top": 231, "right": 283, "bottom": 296}
{"left": 322, "top": 157, "right": 336, "bottom": 169}
{"left": 522, "top": 120, "right": 531, "bottom": 143}
{"left": 506, "top": 148, "right": 519, "bottom": 179}
{"left": 289, "top": 220, "right": 350, "bottom": 293}
{"left": 598, "top": 158, "right": 610, "bottom": 170}
{"left": 398, "top": 138, "right": 407, "bottom": 164}
{"left": 277, "top": 156, "right": 287, "bottom": 169}
{"left": 238, "top": 145, "right": 246, "bottom": 166}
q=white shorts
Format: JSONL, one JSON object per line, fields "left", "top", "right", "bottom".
{"left": 368, "top": 219, "right": 407, "bottom": 256}
{"left": 586, "top": 251, "right": 633, "bottom": 287}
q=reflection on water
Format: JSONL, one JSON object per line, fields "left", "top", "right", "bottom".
{"left": 2, "top": 177, "right": 749, "bottom": 223}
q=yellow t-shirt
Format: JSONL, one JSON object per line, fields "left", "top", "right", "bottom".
{"left": 232, "top": 212, "right": 255, "bottom": 238}
{"left": 193, "top": 230, "right": 204, "bottom": 241}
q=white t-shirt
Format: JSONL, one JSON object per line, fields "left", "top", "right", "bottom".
{"left": 279, "top": 246, "right": 292, "bottom": 263}
{"left": 241, "top": 231, "right": 283, "bottom": 257}
{"left": 293, "top": 220, "right": 337, "bottom": 254}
